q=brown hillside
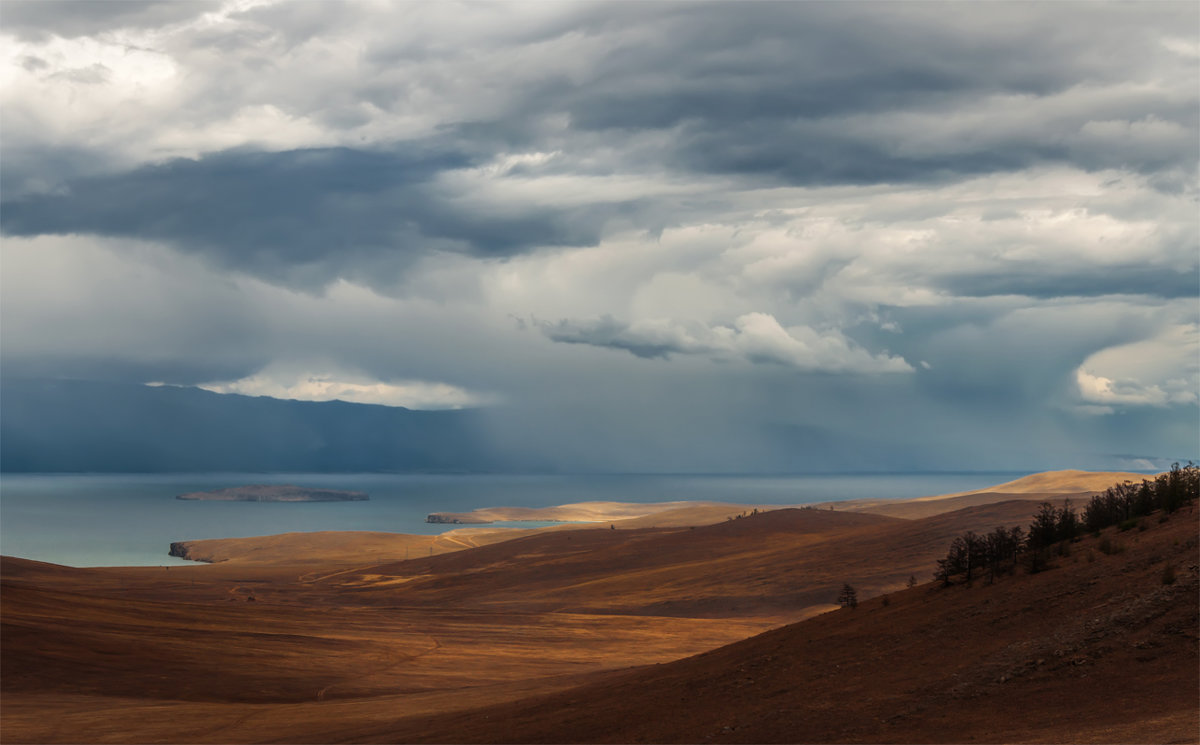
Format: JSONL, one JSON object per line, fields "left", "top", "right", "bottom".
{"left": 827, "top": 470, "right": 1150, "bottom": 519}
{"left": 304, "top": 503, "right": 1053, "bottom": 618}
{"left": 370, "top": 509, "right": 1200, "bottom": 744}
{"left": 951, "top": 469, "right": 1153, "bottom": 495}
{"left": 2, "top": 492, "right": 1191, "bottom": 743}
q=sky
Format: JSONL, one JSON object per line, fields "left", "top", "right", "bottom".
{"left": 1, "top": 0, "right": 1197, "bottom": 473}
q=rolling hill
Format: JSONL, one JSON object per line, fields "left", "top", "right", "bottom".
{"left": 1, "top": 475, "right": 1195, "bottom": 743}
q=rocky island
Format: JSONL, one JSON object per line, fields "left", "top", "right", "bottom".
{"left": 425, "top": 513, "right": 488, "bottom": 524}
{"left": 176, "top": 485, "right": 369, "bottom": 502}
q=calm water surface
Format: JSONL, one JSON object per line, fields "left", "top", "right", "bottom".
{"left": 0, "top": 472, "right": 1026, "bottom": 567}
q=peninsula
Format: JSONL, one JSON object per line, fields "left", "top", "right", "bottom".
{"left": 175, "top": 485, "right": 368, "bottom": 502}
{"left": 425, "top": 500, "right": 749, "bottom": 525}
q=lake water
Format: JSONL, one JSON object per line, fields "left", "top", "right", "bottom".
{"left": 0, "top": 472, "right": 1026, "bottom": 567}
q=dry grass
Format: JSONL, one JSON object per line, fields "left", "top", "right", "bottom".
{"left": 2, "top": 473, "right": 1194, "bottom": 744}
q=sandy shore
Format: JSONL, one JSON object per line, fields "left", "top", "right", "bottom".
{"left": 425, "top": 499, "right": 763, "bottom": 524}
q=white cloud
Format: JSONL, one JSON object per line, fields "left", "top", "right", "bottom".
{"left": 541, "top": 312, "right": 913, "bottom": 374}
{"left": 197, "top": 367, "right": 497, "bottom": 409}
{"left": 725, "top": 313, "right": 913, "bottom": 374}
{"left": 1074, "top": 323, "right": 1200, "bottom": 411}
{"left": 1076, "top": 369, "right": 1170, "bottom": 407}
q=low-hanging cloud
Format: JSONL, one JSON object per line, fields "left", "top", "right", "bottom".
{"left": 194, "top": 367, "right": 497, "bottom": 410}
{"left": 540, "top": 313, "right": 913, "bottom": 374}
{"left": 1073, "top": 323, "right": 1200, "bottom": 414}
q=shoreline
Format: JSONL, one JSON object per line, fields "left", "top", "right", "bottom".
{"left": 2, "top": 470, "right": 1152, "bottom": 568}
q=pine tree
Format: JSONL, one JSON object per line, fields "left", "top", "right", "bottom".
{"left": 837, "top": 583, "right": 858, "bottom": 609}
{"left": 1028, "top": 502, "right": 1059, "bottom": 551}
{"left": 1056, "top": 500, "right": 1078, "bottom": 543}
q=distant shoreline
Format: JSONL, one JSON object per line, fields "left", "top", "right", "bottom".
{"left": 176, "top": 485, "right": 369, "bottom": 502}
{"left": 0, "top": 471, "right": 1131, "bottom": 568}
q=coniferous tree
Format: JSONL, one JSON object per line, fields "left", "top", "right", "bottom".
{"left": 1137, "top": 479, "right": 1156, "bottom": 516}
{"left": 935, "top": 536, "right": 967, "bottom": 586}
{"left": 1007, "top": 526, "right": 1025, "bottom": 571}
{"left": 1028, "top": 502, "right": 1059, "bottom": 551}
{"left": 1056, "top": 500, "right": 1078, "bottom": 543}
{"left": 963, "top": 531, "right": 986, "bottom": 582}
{"left": 936, "top": 468, "right": 1198, "bottom": 585}
{"left": 837, "top": 583, "right": 858, "bottom": 609}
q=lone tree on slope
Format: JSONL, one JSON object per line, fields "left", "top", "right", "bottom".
{"left": 838, "top": 583, "right": 858, "bottom": 609}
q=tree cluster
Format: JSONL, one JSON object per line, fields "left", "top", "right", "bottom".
{"left": 934, "top": 464, "right": 1198, "bottom": 585}
{"left": 1082, "top": 463, "right": 1199, "bottom": 533}
{"left": 935, "top": 526, "right": 1024, "bottom": 585}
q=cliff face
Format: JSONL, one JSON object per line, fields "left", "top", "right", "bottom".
{"left": 167, "top": 542, "right": 207, "bottom": 562}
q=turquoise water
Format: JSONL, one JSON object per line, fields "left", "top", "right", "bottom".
{"left": 0, "top": 472, "right": 1025, "bottom": 567}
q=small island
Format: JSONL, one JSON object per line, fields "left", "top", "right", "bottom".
{"left": 426, "top": 513, "right": 488, "bottom": 524}
{"left": 176, "top": 485, "right": 369, "bottom": 502}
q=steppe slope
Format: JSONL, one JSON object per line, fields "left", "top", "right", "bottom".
{"left": 309, "top": 501, "right": 1058, "bottom": 618}
{"left": 168, "top": 502, "right": 778, "bottom": 565}
{"left": 3, "top": 470, "right": 1192, "bottom": 744}
{"left": 170, "top": 527, "right": 542, "bottom": 565}
{"left": 3, "top": 500, "right": 1057, "bottom": 743}
{"left": 827, "top": 469, "right": 1151, "bottom": 519}
{"left": 377, "top": 509, "right": 1200, "bottom": 744}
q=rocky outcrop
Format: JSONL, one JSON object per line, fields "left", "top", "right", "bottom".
{"left": 167, "top": 542, "right": 212, "bottom": 562}
{"left": 426, "top": 514, "right": 487, "bottom": 524}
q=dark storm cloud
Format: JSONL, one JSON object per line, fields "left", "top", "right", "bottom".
{"left": 0, "top": 146, "right": 635, "bottom": 286}
{"left": 940, "top": 266, "right": 1200, "bottom": 300}
{"left": 670, "top": 124, "right": 1068, "bottom": 186}
{"left": 0, "top": 0, "right": 218, "bottom": 40}
{"left": 0, "top": 144, "right": 116, "bottom": 196}
{"left": 541, "top": 2, "right": 1198, "bottom": 184}
{"left": 904, "top": 302, "right": 1164, "bottom": 408}
{"left": 4, "top": 1, "right": 1196, "bottom": 286}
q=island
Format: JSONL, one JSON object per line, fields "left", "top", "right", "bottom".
{"left": 425, "top": 513, "right": 488, "bottom": 524}
{"left": 175, "top": 485, "right": 369, "bottom": 502}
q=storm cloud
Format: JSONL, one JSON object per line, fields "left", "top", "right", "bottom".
{"left": 1, "top": 1, "right": 1196, "bottom": 472}
{"left": 1, "top": 146, "right": 638, "bottom": 286}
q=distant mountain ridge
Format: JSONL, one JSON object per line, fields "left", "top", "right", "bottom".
{"left": 0, "top": 378, "right": 501, "bottom": 473}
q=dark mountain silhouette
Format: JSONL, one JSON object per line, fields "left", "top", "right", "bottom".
{"left": 0, "top": 378, "right": 502, "bottom": 472}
